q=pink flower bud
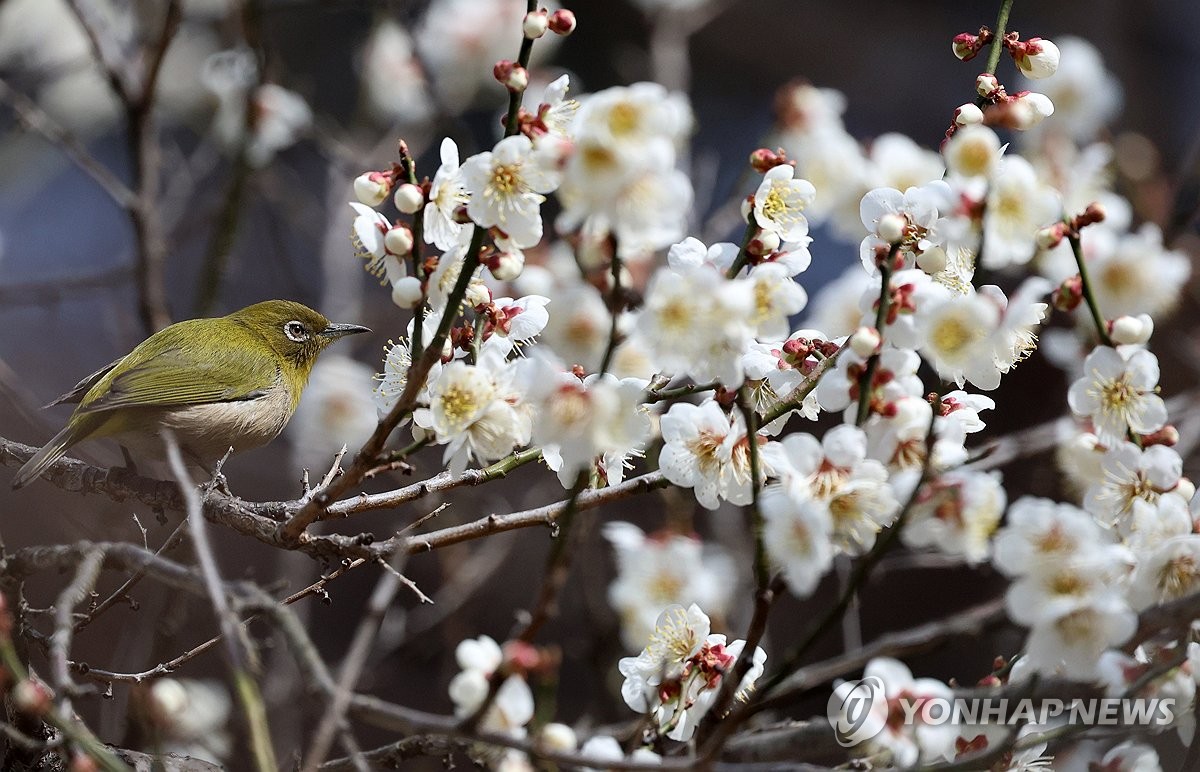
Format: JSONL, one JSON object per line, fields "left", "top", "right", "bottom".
{"left": 393, "top": 183, "right": 424, "bottom": 214}
{"left": 465, "top": 280, "right": 492, "bottom": 309}
{"left": 391, "top": 276, "right": 423, "bottom": 308}
{"left": 1144, "top": 425, "right": 1181, "bottom": 449}
{"left": 748, "top": 229, "right": 780, "bottom": 256}
{"left": 1052, "top": 275, "right": 1083, "bottom": 312}
{"left": 954, "top": 102, "right": 984, "bottom": 126}
{"left": 1035, "top": 223, "right": 1065, "bottom": 250}
{"left": 488, "top": 250, "right": 525, "bottom": 281}
{"left": 1012, "top": 37, "right": 1060, "bottom": 79}
{"left": 1074, "top": 202, "right": 1106, "bottom": 228}
{"left": 12, "top": 678, "right": 51, "bottom": 716}
{"left": 849, "top": 326, "right": 882, "bottom": 358}
{"left": 1175, "top": 475, "right": 1194, "bottom": 499}
{"left": 69, "top": 756, "right": 99, "bottom": 772}
{"left": 952, "top": 33, "right": 980, "bottom": 61}
{"left": 749, "top": 147, "right": 789, "bottom": 173}
{"left": 548, "top": 9, "right": 576, "bottom": 36}
{"left": 523, "top": 9, "right": 549, "bottom": 39}
{"left": 975, "top": 73, "right": 1001, "bottom": 98}
{"left": 493, "top": 60, "right": 529, "bottom": 92}
{"left": 384, "top": 224, "right": 413, "bottom": 256}
{"left": 353, "top": 172, "right": 391, "bottom": 207}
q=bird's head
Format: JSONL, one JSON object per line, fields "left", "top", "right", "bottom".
{"left": 229, "top": 300, "right": 370, "bottom": 376}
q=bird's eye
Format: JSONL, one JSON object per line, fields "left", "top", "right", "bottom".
{"left": 284, "top": 321, "right": 309, "bottom": 342}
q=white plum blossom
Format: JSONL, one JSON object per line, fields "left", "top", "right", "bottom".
{"left": 372, "top": 338, "right": 412, "bottom": 418}
{"left": 658, "top": 400, "right": 759, "bottom": 509}
{"left": 289, "top": 355, "right": 378, "bottom": 473}
{"left": 1129, "top": 535, "right": 1200, "bottom": 610}
{"left": 1086, "top": 224, "right": 1191, "bottom": 320}
{"left": 619, "top": 604, "right": 765, "bottom": 742}
{"left": 424, "top": 137, "right": 471, "bottom": 250}
{"left": 942, "top": 124, "right": 1004, "bottom": 180}
{"left": 840, "top": 657, "right": 958, "bottom": 766}
{"left": 858, "top": 183, "right": 948, "bottom": 273}
{"left": 902, "top": 470, "right": 1005, "bottom": 565}
{"left": 1067, "top": 346, "right": 1167, "bottom": 446}
{"left": 603, "top": 522, "right": 735, "bottom": 651}
{"left": 981, "top": 156, "right": 1060, "bottom": 269}
{"left": 745, "top": 262, "right": 808, "bottom": 340}
{"left": 760, "top": 484, "right": 835, "bottom": 596}
{"left": 635, "top": 263, "right": 755, "bottom": 387}
{"left": 1018, "top": 36, "right": 1121, "bottom": 143}
{"left": 461, "top": 134, "right": 561, "bottom": 249}
{"left": 448, "top": 635, "right": 534, "bottom": 736}
{"left": 528, "top": 362, "right": 649, "bottom": 487}
{"left": 1082, "top": 441, "right": 1185, "bottom": 528}
{"left": 764, "top": 424, "right": 900, "bottom": 555}
{"left": 413, "top": 349, "right": 532, "bottom": 474}
{"left": 753, "top": 164, "right": 816, "bottom": 244}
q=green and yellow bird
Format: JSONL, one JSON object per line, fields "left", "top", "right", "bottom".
{"left": 11, "top": 300, "right": 370, "bottom": 489}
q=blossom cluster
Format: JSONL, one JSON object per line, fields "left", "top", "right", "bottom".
{"left": 319, "top": 7, "right": 1198, "bottom": 770}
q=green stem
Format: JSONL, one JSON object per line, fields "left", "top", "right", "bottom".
{"left": 984, "top": 0, "right": 1015, "bottom": 76}
{"left": 1067, "top": 230, "right": 1115, "bottom": 347}
{"left": 503, "top": 0, "right": 540, "bottom": 137}
{"left": 0, "top": 639, "right": 131, "bottom": 772}
{"left": 598, "top": 250, "right": 623, "bottom": 376}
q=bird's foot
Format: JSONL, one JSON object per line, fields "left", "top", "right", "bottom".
{"left": 118, "top": 446, "right": 140, "bottom": 477}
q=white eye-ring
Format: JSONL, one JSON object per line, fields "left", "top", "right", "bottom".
{"left": 284, "top": 320, "right": 308, "bottom": 342}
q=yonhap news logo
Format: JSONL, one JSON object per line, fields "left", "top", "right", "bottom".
{"left": 827, "top": 676, "right": 887, "bottom": 747}
{"left": 826, "top": 678, "right": 1177, "bottom": 748}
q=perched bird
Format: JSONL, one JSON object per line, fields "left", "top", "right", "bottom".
{"left": 11, "top": 300, "right": 370, "bottom": 489}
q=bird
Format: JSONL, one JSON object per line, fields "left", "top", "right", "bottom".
{"left": 11, "top": 300, "right": 370, "bottom": 490}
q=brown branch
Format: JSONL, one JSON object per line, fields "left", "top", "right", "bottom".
{"left": 1, "top": 435, "right": 666, "bottom": 562}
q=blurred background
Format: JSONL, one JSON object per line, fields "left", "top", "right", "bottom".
{"left": 0, "top": 0, "right": 1198, "bottom": 767}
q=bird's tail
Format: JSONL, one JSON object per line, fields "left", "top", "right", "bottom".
{"left": 11, "top": 424, "right": 83, "bottom": 490}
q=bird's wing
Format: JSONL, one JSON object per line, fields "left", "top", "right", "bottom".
{"left": 78, "top": 338, "right": 280, "bottom": 413}
{"left": 45, "top": 357, "right": 124, "bottom": 407}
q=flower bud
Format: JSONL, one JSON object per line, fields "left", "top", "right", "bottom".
{"left": 353, "top": 172, "right": 391, "bottom": 207}
{"left": 749, "top": 147, "right": 789, "bottom": 173}
{"left": 1035, "top": 223, "right": 1066, "bottom": 250}
{"left": 69, "top": 755, "right": 99, "bottom": 772}
{"left": 393, "top": 183, "right": 424, "bottom": 214}
{"left": 748, "top": 229, "right": 780, "bottom": 256}
{"left": 849, "top": 326, "right": 881, "bottom": 358}
{"left": 1009, "top": 91, "right": 1054, "bottom": 130}
{"left": 391, "top": 276, "right": 424, "bottom": 308}
{"left": 465, "top": 279, "right": 492, "bottom": 309}
{"left": 1052, "top": 275, "right": 1083, "bottom": 312}
{"left": 1176, "top": 475, "right": 1194, "bottom": 501}
{"left": 12, "top": 678, "right": 51, "bottom": 716}
{"left": 548, "top": 9, "right": 576, "bottom": 36}
{"left": 1012, "top": 37, "right": 1060, "bottom": 79}
{"left": 384, "top": 224, "right": 413, "bottom": 256}
{"left": 916, "top": 246, "right": 948, "bottom": 275}
{"left": 740, "top": 197, "right": 753, "bottom": 222}
{"left": 1143, "top": 425, "right": 1181, "bottom": 449}
{"left": 523, "top": 9, "right": 549, "bottom": 39}
{"left": 954, "top": 102, "right": 984, "bottom": 126}
{"left": 975, "top": 73, "right": 1000, "bottom": 98}
{"left": 952, "top": 33, "right": 980, "bottom": 61}
{"left": 489, "top": 250, "right": 525, "bottom": 281}
{"left": 1075, "top": 201, "right": 1107, "bottom": 228}
{"left": 493, "top": 60, "right": 529, "bottom": 92}
{"left": 876, "top": 213, "right": 907, "bottom": 244}
{"left": 538, "top": 722, "right": 577, "bottom": 752}
{"left": 503, "top": 640, "right": 542, "bottom": 673}
{"left": 1109, "top": 314, "right": 1154, "bottom": 346}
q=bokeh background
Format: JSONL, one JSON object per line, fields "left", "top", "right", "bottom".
{"left": 1, "top": 0, "right": 1198, "bottom": 767}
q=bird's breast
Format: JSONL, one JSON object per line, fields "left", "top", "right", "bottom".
{"left": 160, "top": 380, "right": 296, "bottom": 462}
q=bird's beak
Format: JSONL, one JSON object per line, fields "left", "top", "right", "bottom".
{"left": 320, "top": 322, "right": 372, "bottom": 339}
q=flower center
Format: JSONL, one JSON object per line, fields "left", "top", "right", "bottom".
{"left": 608, "top": 102, "right": 640, "bottom": 136}
{"left": 646, "top": 607, "right": 698, "bottom": 663}
{"left": 1158, "top": 554, "right": 1200, "bottom": 599}
{"left": 439, "top": 384, "right": 484, "bottom": 431}
{"left": 489, "top": 162, "right": 522, "bottom": 196}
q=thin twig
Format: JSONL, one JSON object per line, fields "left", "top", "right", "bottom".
{"left": 163, "top": 431, "right": 276, "bottom": 772}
